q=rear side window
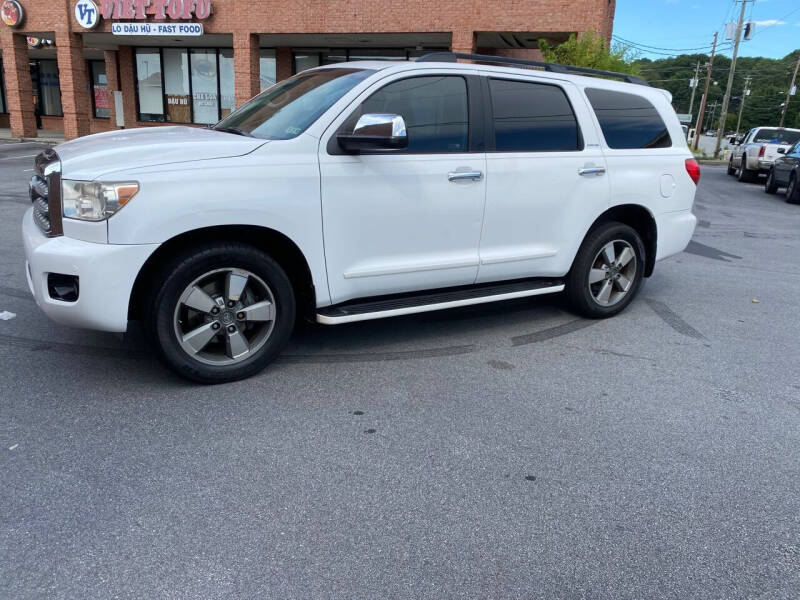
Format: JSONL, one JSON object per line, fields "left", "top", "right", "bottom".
{"left": 488, "top": 78, "right": 582, "bottom": 152}
{"left": 357, "top": 76, "right": 469, "bottom": 153}
{"left": 585, "top": 88, "right": 672, "bottom": 149}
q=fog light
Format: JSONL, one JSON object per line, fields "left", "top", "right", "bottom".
{"left": 47, "top": 273, "right": 79, "bottom": 302}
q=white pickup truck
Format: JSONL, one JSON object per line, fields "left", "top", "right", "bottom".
{"left": 728, "top": 126, "right": 800, "bottom": 182}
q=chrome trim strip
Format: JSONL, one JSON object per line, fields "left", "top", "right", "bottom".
{"left": 342, "top": 258, "right": 478, "bottom": 279}
{"left": 316, "top": 284, "right": 565, "bottom": 324}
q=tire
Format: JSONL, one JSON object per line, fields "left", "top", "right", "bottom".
{"left": 786, "top": 173, "right": 800, "bottom": 204}
{"left": 144, "top": 242, "right": 296, "bottom": 383}
{"left": 765, "top": 167, "right": 779, "bottom": 194}
{"left": 727, "top": 158, "right": 736, "bottom": 176}
{"left": 737, "top": 156, "right": 755, "bottom": 182}
{"left": 565, "top": 222, "right": 645, "bottom": 319}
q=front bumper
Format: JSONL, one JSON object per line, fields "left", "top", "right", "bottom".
{"left": 655, "top": 209, "right": 697, "bottom": 262}
{"left": 22, "top": 208, "right": 159, "bottom": 332}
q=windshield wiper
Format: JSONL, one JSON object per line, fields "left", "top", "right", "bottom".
{"left": 214, "top": 126, "right": 255, "bottom": 138}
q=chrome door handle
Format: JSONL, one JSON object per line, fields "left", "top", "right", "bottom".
{"left": 448, "top": 171, "right": 483, "bottom": 182}
{"left": 578, "top": 167, "right": 606, "bottom": 177}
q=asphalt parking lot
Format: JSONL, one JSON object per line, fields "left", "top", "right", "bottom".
{"left": 1, "top": 141, "right": 799, "bottom": 599}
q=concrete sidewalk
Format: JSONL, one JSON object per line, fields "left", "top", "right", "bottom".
{"left": 0, "top": 128, "right": 64, "bottom": 144}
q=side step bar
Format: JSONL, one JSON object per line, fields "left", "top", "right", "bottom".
{"left": 316, "top": 278, "right": 565, "bottom": 325}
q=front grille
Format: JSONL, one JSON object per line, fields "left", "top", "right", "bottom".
{"left": 30, "top": 149, "right": 62, "bottom": 237}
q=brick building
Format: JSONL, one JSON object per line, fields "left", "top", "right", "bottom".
{"left": 0, "top": 0, "right": 616, "bottom": 140}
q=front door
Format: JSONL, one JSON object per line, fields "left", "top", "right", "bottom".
{"left": 319, "top": 73, "right": 486, "bottom": 304}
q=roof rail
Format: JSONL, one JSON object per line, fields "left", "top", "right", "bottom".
{"left": 415, "top": 52, "right": 650, "bottom": 87}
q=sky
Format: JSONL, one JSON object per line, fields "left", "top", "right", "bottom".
{"left": 613, "top": 0, "right": 800, "bottom": 60}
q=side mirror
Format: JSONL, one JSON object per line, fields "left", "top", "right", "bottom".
{"left": 728, "top": 136, "right": 737, "bottom": 144}
{"left": 777, "top": 147, "right": 787, "bottom": 154}
{"left": 337, "top": 113, "right": 408, "bottom": 153}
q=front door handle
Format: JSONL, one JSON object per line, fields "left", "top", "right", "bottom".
{"left": 448, "top": 170, "right": 483, "bottom": 182}
{"left": 578, "top": 166, "right": 606, "bottom": 177}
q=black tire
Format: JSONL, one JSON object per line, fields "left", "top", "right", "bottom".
{"left": 727, "top": 158, "right": 736, "bottom": 176}
{"left": 565, "top": 222, "right": 645, "bottom": 319}
{"left": 765, "top": 167, "right": 779, "bottom": 194}
{"left": 738, "top": 156, "right": 755, "bottom": 182}
{"left": 787, "top": 173, "right": 800, "bottom": 204}
{"left": 143, "top": 242, "right": 296, "bottom": 383}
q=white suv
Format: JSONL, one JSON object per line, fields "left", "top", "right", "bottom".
{"left": 22, "top": 54, "right": 698, "bottom": 383}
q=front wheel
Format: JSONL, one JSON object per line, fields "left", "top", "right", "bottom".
{"left": 145, "top": 242, "right": 296, "bottom": 383}
{"left": 765, "top": 168, "right": 779, "bottom": 194}
{"left": 727, "top": 158, "right": 736, "bottom": 176}
{"left": 565, "top": 222, "right": 645, "bottom": 319}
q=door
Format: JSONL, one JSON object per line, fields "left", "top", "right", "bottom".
{"left": 476, "top": 76, "right": 610, "bottom": 283}
{"left": 774, "top": 141, "right": 800, "bottom": 185}
{"left": 29, "top": 62, "right": 42, "bottom": 129}
{"left": 319, "top": 73, "right": 486, "bottom": 304}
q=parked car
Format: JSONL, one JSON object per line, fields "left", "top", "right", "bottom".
{"left": 728, "top": 126, "right": 800, "bottom": 182}
{"left": 764, "top": 140, "right": 800, "bottom": 203}
{"left": 22, "top": 54, "right": 699, "bottom": 383}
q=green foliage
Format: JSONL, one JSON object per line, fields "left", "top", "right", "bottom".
{"left": 538, "top": 32, "right": 640, "bottom": 75}
{"left": 633, "top": 51, "right": 800, "bottom": 133}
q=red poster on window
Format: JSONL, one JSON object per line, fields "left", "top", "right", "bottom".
{"left": 94, "top": 86, "right": 110, "bottom": 110}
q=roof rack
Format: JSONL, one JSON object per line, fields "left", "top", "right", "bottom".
{"left": 415, "top": 52, "right": 650, "bottom": 87}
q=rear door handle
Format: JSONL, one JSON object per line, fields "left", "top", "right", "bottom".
{"left": 578, "top": 167, "right": 606, "bottom": 177}
{"left": 448, "top": 171, "right": 483, "bottom": 182}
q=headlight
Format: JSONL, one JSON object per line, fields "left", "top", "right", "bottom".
{"left": 62, "top": 180, "right": 139, "bottom": 221}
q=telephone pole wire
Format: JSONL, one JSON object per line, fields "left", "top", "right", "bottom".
{"left": 688, "top": 61, "right": 701, "bottom": 118}
{"left": 714, "top": 0, "right": 749, "bottom": 158}
{"left": 693, "top": 32, "right": 718, "bottom": 152}
{"left": 779, "top": 53, "right": 800, "bottom": 127}
{"left": 736, "top": 75, "right": 751, "bottom": 135}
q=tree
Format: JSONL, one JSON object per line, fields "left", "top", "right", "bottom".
{"left": 538, "top": 32, "right": 640, "bottom": 74}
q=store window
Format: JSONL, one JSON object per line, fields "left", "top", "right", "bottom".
{"left": 0, "top": 61, "right": 7, "bottom": 113}
{"left": 292, "top": 48, "right": 447, "bottom": 75}
{"left": 36, "top": 60, "right": 62, "bottom": 116}
{"left": 259, "top": 49, "right": 276, "bottom": 92}
{"left": 135, "top": 48, "right": 235, "bottom": 124}
{"left": 89, "top": 60, "right": 110, "bottom": 118}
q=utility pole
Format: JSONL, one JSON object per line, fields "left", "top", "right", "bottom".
{"left": 736, "top": 75, "right": 751, "bottom": 135}
{"left": 779, "top": 53, "right": 800, "bottom": 127}
{"left": 714, "top": 0, "right": 749, "bottom": 158}
{"left": 708, "top": 101, "right": 720, "bottom": 131}
{"left": 688, "top": 61, "right": 701, "bottom": 118}
{"left": 693, "top": 32, "right": 718, "bottom": 152}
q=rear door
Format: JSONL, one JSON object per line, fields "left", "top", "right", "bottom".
{"left": 477, "top": 75, "right": 609, "bottom": 283}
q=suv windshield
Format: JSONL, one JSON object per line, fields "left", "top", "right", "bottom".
{"left": 752, "top": 128, "right": 800, "bottom": 145}
{"left": 214, "top": 68, "right": 374, "bottom": 140}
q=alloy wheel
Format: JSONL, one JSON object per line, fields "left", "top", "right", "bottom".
{"left": 588, "top": 240, "right": 637, "bottom": 307}
{"left": 173, "top": 268, "right": 276, "bottom": 365}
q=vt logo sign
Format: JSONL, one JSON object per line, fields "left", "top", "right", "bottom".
{"left": 75, "top": 0, "right": 100, "bottom": 29}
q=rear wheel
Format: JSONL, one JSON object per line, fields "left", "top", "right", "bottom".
{"left": 765, "top": 167, "right": 779, "bottom": 194}
{"left": 738, "top": 155, "right": 755, "bottom": 182}
{"left": 565, "top": 222, "right": 645, "bottom": 319}
{"left": 786, "top": 173, "right": 800, "bottom": 204}
{"left": 144, "top": 242, "right": 296, "bottom": 383}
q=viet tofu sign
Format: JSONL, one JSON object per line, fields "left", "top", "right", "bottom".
{"left": 100, "top": 0, "right": 212, "bottom": 19}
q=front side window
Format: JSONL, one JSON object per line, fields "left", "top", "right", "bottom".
{"left": 348, "top": 75, "right": 469, "bottom": 153}
{"left": 215, "top": 68, "right": 374, "bottom": 140}
{"left": 489, "top": 78, "right": 582, "bottom": 152}
{"left": 586, "top": 88, "right": 671, "bottom": 149}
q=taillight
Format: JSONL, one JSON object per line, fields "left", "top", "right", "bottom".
{"left": 759, "top": 144, "right": 766, "bottom": 157}
{"left": 685, "top": 158, "right": 700, "bottom": 185}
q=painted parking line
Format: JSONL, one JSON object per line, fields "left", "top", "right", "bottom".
{"left": 0, "top": 154, "right": 38, "bottom": 162}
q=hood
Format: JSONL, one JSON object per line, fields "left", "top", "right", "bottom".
{"left": 54, "top": 126, "right": 268, "bottom": 180}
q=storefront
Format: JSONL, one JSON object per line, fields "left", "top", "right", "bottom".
{"left": 0, "top": 0, "right": 616, "bottom": 139}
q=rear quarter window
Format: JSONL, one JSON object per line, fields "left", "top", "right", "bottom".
{"left": 585, "top": 88, "right": 672, "bottom": 149}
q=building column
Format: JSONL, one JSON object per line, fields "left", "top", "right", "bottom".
{"left": 103, "top": 50, "right": 120, "bottom": 129}
{"left": 0, "top": 30, "right": 37, "bottom": 138}
{"left": 234, "top": 32, "right": 259, "bottom": 107}
{"left": 117, "top": 46, "right": 138, "bottom": 128}
{"left": 275, "top": 47, "right": 292, "bottom": 82}
{"left": 451, "top": 30, "right": 475, "bottom": 54}
{"left": 55, "top": 31, "right": 90, "bottom": 140}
